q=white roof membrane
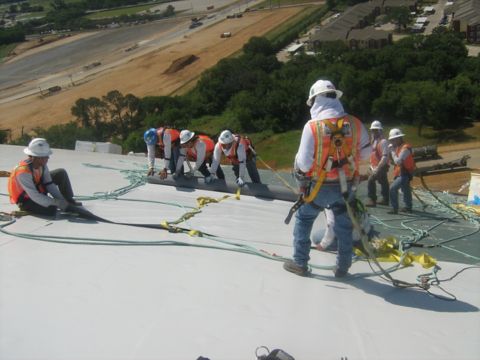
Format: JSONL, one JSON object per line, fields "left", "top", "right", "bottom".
{"left": 1, "top": 145, "right": 479, "bottom": 360}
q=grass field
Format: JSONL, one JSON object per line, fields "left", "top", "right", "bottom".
{"left": 0, "top": 43, "right": 16, "bottom": 62}
{"left": 85, "top": 4, "right": 155, "bottom": 19}
{"left": 254, "top": 0, "right": 320, "bottom": 9}
{"left": 251, "top": 122, "right": 480, "bottom": 169}
{"left": 0, "top": 0, "right": 77, "bottom": 13}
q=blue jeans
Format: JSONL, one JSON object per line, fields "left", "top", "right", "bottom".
{"left": 390, "top": 174, "right": 412, "bottom": 210}
{"left": 293, "top": 182, "right": 353, "bottom": 272}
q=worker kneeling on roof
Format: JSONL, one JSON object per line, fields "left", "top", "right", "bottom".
{"left": 284, "top": 79, "right": 370, "bottom": 278}
{"left": 8, "top": 138, "right": 81, "bottom": 216}
{"left": 209, "top": 130, "right": 261, "bottom": 187}
{"left": 174, "top": 129, "right": 225, "bottom": 184}
{"left": 144, "top": 126, "right": 181, "bottom": 179}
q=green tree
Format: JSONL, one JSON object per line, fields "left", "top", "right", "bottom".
{"left": 243, "top": 37, "right": 275, "bottom": 57}
{"left": 102, "top": 90, "right": 140, "bottom": 141}
{"left": 71, "top": 97, "right": 108, "bottom": 128}
{"left": 386, "top": 7, "right": 411, "bottom": 31}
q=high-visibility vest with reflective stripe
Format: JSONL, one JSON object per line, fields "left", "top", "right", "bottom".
{"left": 393, "top": 143, "right": 415, "bottom": 177}
{"left": 370, "top": 138, "right": 389, "bottom": 167}
{"left": 8, "top": 160, "right": 46, "bottom": 204}
{"left": 226, "top": 136, "right": 253, "bottom": 165}
{"left": 157, "top": 128, "right": 180, "bottom": 148}
{"left": 307, "top": 115, "right": 361, "bottom": 181}
{"left": 187, "top": 135, "right": 215, "bottom": 160}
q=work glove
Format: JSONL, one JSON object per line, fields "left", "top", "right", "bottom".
{"left": 56, "top": 198, "right": 69, "bottom": 211}
{"left": 147, "top": 168, "right": 155, "bottom": 176}
{"left": 185, "top": 170, "right": 194, "bottom": 179}
{"left": 388, "top": 143, "right": 394, "bottom": 152}
{"left": 159, "top": 168, "right": 168, "bottom": 179}
{"left": 236, "top": 177, "right": 245, "bottom": 187}
{"left": 205, "top": 174, "right": 215, "bottom": 184}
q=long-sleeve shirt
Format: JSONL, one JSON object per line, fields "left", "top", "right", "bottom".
{"left": 371, "top": 137, "right": 389, "bottom": 170}
{"left": 175, "top": 140, "right": 207, "bottom": 173}
{"left": 146, "top": 131, "right": 173, "bottom": 170}
{"left": 295, "top": 117, "right": 370, "bottom": 174}
{"left": 210, "top": 140, "right": 247, "bottom": 179}
{"left": 17, "top": 164, "right": 65, "bottom": 208}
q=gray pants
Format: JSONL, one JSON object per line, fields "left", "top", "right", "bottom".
{"left": 367, "top": 166, "right": 389, "bottom": 203}
{"left": 232, "top": 157, "right": 261, "bottom": 183}
{"left": 19, "top": 168, "right": 75, "bottom": 217}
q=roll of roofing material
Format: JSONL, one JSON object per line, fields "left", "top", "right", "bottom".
{"left": 147, "top": 176, "right": 298, "bottom": 202}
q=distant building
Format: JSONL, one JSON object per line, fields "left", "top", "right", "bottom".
{"left": 449, "top": 0, "right": 480, "bottom": 43}
{"left": 349, "top": 26, "right": 393, "bottom": 49}
{"left": 286, "top": 43, "right": 304, "bottom": 56}
{"left": 382, "top": 0, "right": 418, "bottom": 14}
{"left": 309, "top": 0, "right": 402, "bottom": 50}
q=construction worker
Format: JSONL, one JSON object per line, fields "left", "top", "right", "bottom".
{"left": 8, "top": 138, "right": 80, "bottom": 216}
{"left": 283, "top": 79, "right": 370, "bottom": 278}
{"left": 209, "top": 130, "right": 261, "bottom": 187}
{"left": 144, "top": 127, "right": 181, "bottom": 179}
{"left": 175, "top": 129, "right": 225, "bottom": 183}
{"left": 388, "top": 128, "right": 416, "bottom": 214}
{"left": 366, "top": 120, "right": 390, "bottom": 207}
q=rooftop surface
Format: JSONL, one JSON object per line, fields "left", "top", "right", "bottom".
{"left": 1, "top": 144, "right": 479, "bottom": 360}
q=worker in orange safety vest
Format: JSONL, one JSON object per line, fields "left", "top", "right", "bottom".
{"left": 174, "top": 129, "right": 225, "bottom": 183}
{"left": 365, "top": 120, "right": 390, "bottom": 207}
{"left": 283, "top": 79, "right": 370, "bottom": 278}
{"left": 8, "top": 138, "right": 81, "bottom": 216}
{"left": 144, "top": 127, "right": 181, "bottom": 179}
{"left": 387, "top": 128, "right": 416, "bottom": 214}
{"left": 209, "top": 130, "right": 261, "bottom": 187}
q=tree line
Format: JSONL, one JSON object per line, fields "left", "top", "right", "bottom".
{"left": 0, "top": 0, "right": 176, "bottom": 43}
{"left": 7, "top": 31, "right": 480, "bottom": 153}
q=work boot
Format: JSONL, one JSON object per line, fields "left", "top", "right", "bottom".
{"left": 377, "top": 198, "right": 389, "bottom": 206}
{"left": 365, "top": 199, "right": 376, "bottom": 207}
{"left": 333, "top": 266, "right": 348, "bottom": 278}
{"left": 387, "top": 209, "right": 398, "bottom": 215}
{"left": 400, "top": 207, "right": 412, "bottom": 213}
{"left": 283, "top": 259, "right": 310, "bottom": 277}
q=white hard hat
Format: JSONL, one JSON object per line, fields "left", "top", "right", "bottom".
{"left": 24, "top": 138, "right": 52, "bottom": 157}
{"left": 370, "top": 120, "right": 383, "bottom": 130}
{"left": 306, "top": 79, "right": 343, "bottom": 106}
{"left": 388, "top": 128, "right": 405, "bottom": 140}
{"left": 218, "top": 130, "right": 234, "bottom": 145}
{"left": 180, "top": 129, "right": 195, "bottom": 144}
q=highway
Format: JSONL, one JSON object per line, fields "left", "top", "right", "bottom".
{"left": 0, "top": 0, "right": 258, "bottom": 100}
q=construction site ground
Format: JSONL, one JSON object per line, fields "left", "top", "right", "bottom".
{"left": 0, "top": 7, "right": 303, "bottom": 138}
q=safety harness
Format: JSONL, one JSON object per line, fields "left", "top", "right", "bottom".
{"left": 305, "top": 117, "right": 359, "bottom": 202}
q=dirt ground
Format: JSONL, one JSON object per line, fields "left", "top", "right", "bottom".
{"left": 0, "top": 7, "right": 302, "bottom": 138}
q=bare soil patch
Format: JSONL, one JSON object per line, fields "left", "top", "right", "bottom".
{"left": 164, "top": 54, "right": 199, "bottom": 74}
{"left": 0, "top": 8, "right": 302, "bottom": 138}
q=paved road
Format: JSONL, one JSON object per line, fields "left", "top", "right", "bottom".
{"left": 0, "top": 0, "right": 259, "bottom": 96}
{"left": 0, "top": 20, "right": 185, "bottom": 91}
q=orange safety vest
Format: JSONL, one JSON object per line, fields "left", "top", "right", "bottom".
{"left": 370, "top": 138, "right": 389, "bottom": 167}
{"left": 393, "top": 143, "right": 416, "bottom": 177}
{"left": 307, "top": 115, "right": 361, "bottom": 182}
{"left": 8, "top": 160, "right": 46, "bottom": 204}
{"left": 225, "top": 136, "right": 253, "bottom": 165}
{"left": 186, "top": 135, "right": 215, "bottom": 160}
{"left": 157, "top": 128, "right": 180, "bottom": 148}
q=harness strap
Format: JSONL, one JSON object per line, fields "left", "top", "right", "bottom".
{"left": 304, "top": 118, "right": 354, "bottom": 203}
